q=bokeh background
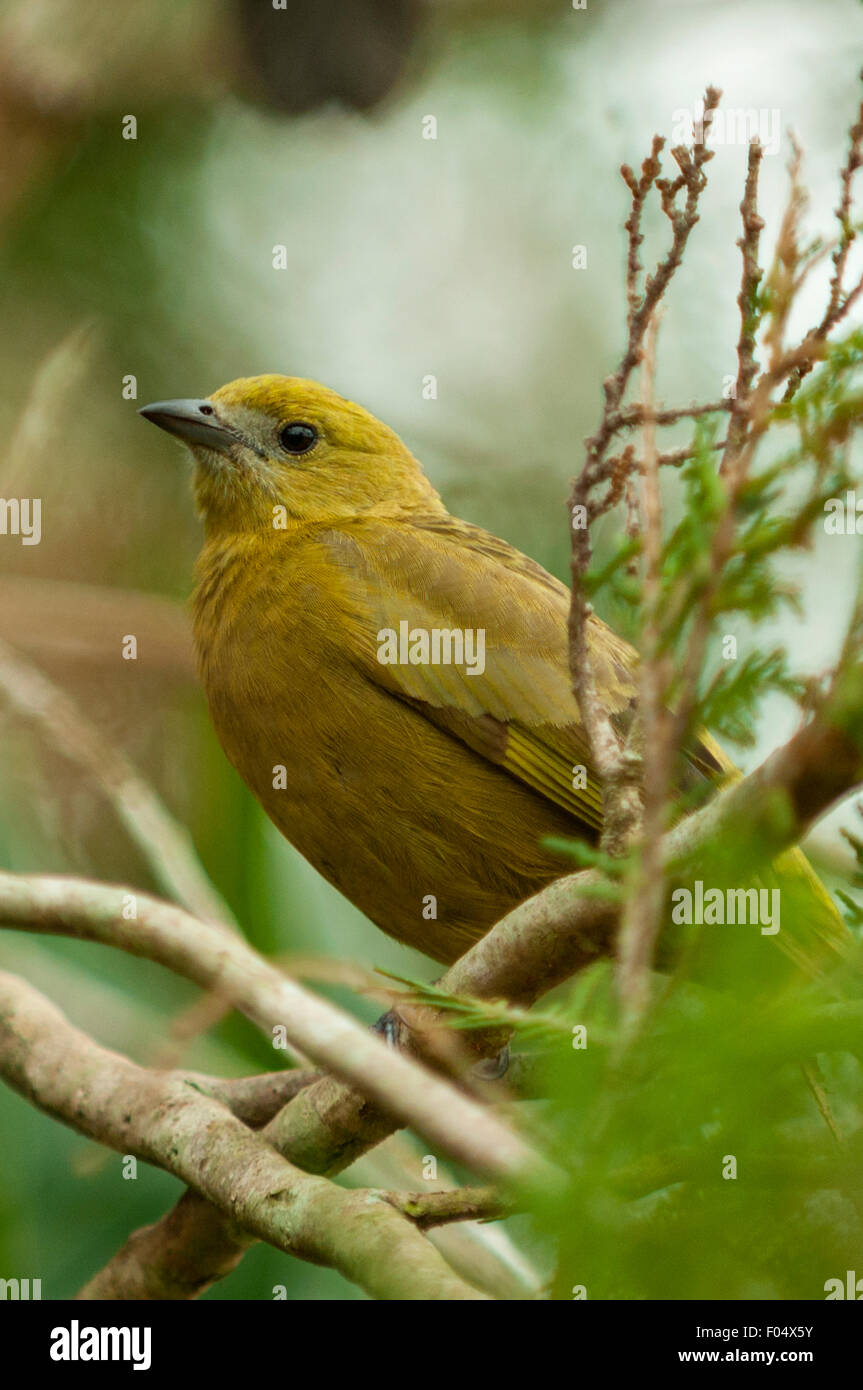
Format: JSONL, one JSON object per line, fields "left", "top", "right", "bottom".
{"left": 1, "top": 0, "right": 862, "bottom": 1299}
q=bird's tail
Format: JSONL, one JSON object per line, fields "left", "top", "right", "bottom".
{"left": 762, "top": 845, "right": 851, "bottom": 978}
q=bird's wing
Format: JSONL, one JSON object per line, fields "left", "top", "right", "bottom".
{"left": 313, "top": 515, "right": 846, "bottom": 972}
{"left": 320, "top": 515, "right": 721, "bottom": 835}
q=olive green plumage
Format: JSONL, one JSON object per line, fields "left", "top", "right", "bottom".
{"left": 142, "top": 375, "right": 847, "bottom": 970}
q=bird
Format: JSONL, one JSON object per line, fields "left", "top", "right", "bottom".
{"left": 139, "top": 375, "right": 846, "bottom": 973}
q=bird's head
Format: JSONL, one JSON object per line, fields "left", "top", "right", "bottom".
{"left": 140, "top": 375, "right": 442, "bottom": 534}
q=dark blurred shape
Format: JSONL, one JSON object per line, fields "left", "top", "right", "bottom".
{"left": 234, "top": 0, "right": 426, "bottom": 113}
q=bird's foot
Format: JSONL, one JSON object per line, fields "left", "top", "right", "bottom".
{"left": 372, "top": 1007, "right": 403, "bottom": 1048}
{"left": 471, "top": 1044, "right": 510, "bottom": 1081}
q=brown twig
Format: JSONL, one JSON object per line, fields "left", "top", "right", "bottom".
{"left": 616, "top": 312, "right": 674, "bottom": 1028}
{"left": 386, "top": 1186, "right": 514, "bottom": 1230}
{"left": 725, "top": 139, "right": 765, "bottom": 456}
{"left": 784, "top": 101, "right": 863, "bottom": 401}
{"left": 613, "top": 400, "right": 731, "bottom": 432}
{"left": 568, "top": 88, "right": 721, "bottom": 846}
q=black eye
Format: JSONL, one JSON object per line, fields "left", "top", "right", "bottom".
{"left": 279, "top": 422, "right": 318, "bottom": 454}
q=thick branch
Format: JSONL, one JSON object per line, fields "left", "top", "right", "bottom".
{"left": 0, "top": 972, "right": 487, "bottom": 1301}
{"left": 0, "top": 872, "right": 551, "bottom": 1191}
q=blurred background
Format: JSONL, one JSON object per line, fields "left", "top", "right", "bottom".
{"left": 1, "top": 0, "right": 862, "bottom": 1299}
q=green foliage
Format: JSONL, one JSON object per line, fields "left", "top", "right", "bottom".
{"left": 698, "top": 650, "right": 801, "bottom": 747}
{"left": 537, "top": 934, "right": 863, "bottom": 1299}
{"left": 542, "top": 836, "right": 630, "bottom": 878}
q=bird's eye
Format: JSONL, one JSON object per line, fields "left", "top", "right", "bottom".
{"left": 279, "top": 422, "right": 318, "bottom": 454}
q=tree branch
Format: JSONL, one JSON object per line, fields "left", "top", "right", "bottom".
{"left": 0, "top": 972, "right": 488, "bottom": 1301}
{"left": 0, "top": 871, "right": 553, "bottom": 1192}
{"left": 385, "top": 1186, "right": 513, "bottom": 1230}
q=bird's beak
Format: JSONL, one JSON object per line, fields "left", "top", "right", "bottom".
{"left": 138, "top": 399, "right": 236, "bottom": 452}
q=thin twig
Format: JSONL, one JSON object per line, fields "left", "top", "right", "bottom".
{"left": 616, "top": 312, "right": 673, "bottom": 1030}
{"left": 385, "top": 1186, "right": 514, "bottom": 1230}
{"left": 568, "top": 88, "right": 721, "bottom": 843}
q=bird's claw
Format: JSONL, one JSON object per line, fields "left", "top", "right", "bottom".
{"left": 471, "top": 1044, "right": 510, "bottom": 1081}
{"left": 372, "top": 1008, "right": 402, "bottom": 1048}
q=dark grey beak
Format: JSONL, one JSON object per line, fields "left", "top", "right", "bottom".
{"left": 138, "top": 399, "right": 236, "bottom": 451}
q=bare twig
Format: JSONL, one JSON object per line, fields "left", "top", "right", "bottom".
{"left": 824, "top": 103, "right": 863, "bottom": 334}
{"left": 725, "top": 139, "right": 765, "bottom": 456}
{"left": 785, "top": 83, "right": 863, "bottom": 400}
{"left": 616, "top": 312, "right": 674, "bottom": 1028}
{"left": 386, "top": 1186, "right": 514, "bottom": 1230}
{"left": 613, "top": 400, "right": 731, "bottom": 432}
{"left": 568, "top": 87, "right": 721, "bottom": 844}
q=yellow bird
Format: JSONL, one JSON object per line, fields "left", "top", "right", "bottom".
{"left": 140, "top": 375, "right": 845, "bottom": 971}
